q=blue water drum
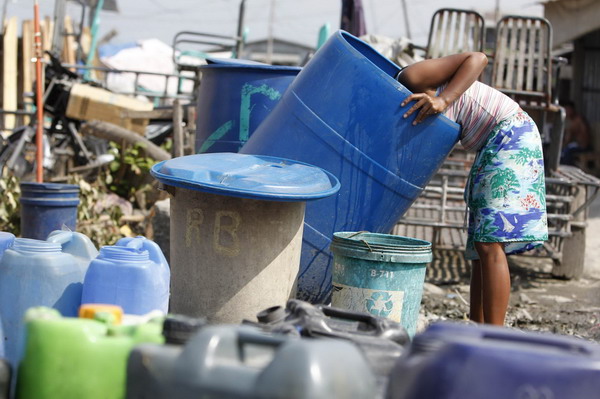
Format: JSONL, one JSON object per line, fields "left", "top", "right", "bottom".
{"left": 82, "top": 236, "right": 170, "bottom": 315}
{"left": 0, "top": 235, "right": 96, "bottom": 367}
{"left": 387, "top": 322, "right": 600, "bottom": 399}
{"left": 195, "top": 58, "right": 301, "bottom": 153}
{"left": 240, "top": 31, "right": 461, "bottom": 303}
{"left": 0, "top": 233, "right": 15, "bottom": 262}
{"left": 20, "top": 182, "right": 80, "bottom": 240}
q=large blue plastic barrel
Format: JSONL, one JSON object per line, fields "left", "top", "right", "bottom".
{"left": 82, "top": 236, "right": 170, "bottom": 315}
{"left": 195, "top": 58, "right": 301, "bottom": 153}
{"left": 240, "top": 31, "right": 461, "bottom": 303}
{"left": 0, "top": 234, "right": 97, "bottom": 368}
{"left": 19, "top": 182, "right": 80, "bottom": 240}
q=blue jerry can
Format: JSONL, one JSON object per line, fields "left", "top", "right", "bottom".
{"left": 0, "top": 232, "right": 97, "bottom": 368}
{"left": 386, "top": 321, "right": 600, "bottom": 399}
{"left": 82, "top": 236, "right": 170, "bottom": 315}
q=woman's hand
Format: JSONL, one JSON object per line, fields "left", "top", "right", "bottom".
{"left": 401, "top": 93, "right": 449, "bottom": 125}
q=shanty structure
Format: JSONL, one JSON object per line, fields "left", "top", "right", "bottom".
{"left": 544, "top": 0, "right": 600, "bottom": 174}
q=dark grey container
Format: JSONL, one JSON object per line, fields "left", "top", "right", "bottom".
{"left": 0, "top": 358, "right": 10, "bottom": 399}
{"left": 126, "top": 324, "right": 376, "bottom": 399}
{"left": 247, "top": 299, "right": 409, "bottom": 398}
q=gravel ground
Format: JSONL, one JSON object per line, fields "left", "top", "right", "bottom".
{"left": 416, "top": 192, "right": 600, "bottom": 342}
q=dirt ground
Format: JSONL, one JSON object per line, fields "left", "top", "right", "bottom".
{"left": 417, "top": 192, "right": 600, "bottom": 342}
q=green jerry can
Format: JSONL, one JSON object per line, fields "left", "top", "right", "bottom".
{"left": 16, "top": 306, "right": 164, "bottom": 399}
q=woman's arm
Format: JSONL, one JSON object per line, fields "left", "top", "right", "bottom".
{"left": 398, "top": 52, "right": 488, "bottom": 125}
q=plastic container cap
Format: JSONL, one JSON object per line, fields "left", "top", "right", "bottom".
{"left": 79, "top": 304, "right": 124, "bottom": 325}
{"left": 150, "top": 153, "right": 340, "bottom": 201}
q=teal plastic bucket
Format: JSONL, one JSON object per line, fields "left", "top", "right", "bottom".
{"left": 330, "top": 232, "right": 432, "bottom": 337}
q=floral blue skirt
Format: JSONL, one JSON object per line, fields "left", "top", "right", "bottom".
{"left": 465, "top": 111, "right": 548, "bottom": 261}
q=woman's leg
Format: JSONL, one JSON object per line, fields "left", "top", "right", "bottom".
{"left": 469, "top": 260, "right": 484, "bottom": 323}
{"left": 474, "top": 242, "right": 510, "bottom": 325}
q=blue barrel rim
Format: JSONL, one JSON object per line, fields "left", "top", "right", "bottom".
{"left": 20, "top": 198, "right": 80, "bottom": 206}
{"left": 19, "top": 182, "right": 80, "bottom": 192}
{"left": 333, "top": 30, "right": 402, "bottom": 78}
{"left": 150, "top": 154, "right": 341, "bottom": 202}
{"left": 204, "top": 57, "right": 302, "bottom": 72}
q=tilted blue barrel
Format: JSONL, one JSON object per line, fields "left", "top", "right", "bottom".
{"left": 240, "top": 30, "right": 461, "bottom": 303}
{"left": 195, "top": 58, "right": 301, "bottom": 153}
{"left": 20, "top": 183, "right": 80, "bottom": 240}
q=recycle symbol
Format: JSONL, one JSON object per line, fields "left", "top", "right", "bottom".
{"left": 365, "top": 291, "right": 394, "bottom": 318}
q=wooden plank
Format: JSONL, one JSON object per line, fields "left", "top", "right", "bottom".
{"left": 471, "top": 14, "right": 481, "bottom": 51}
{"left": 121, "top": 108, "right": 174, "bottom": 120}
{"left": 62, "top": 15, "right": 76, "bottom": 69}
{"left": 536, "top": 20, "right": 545, "bottom": 94}
{"left": 494, "top": 21, "right": 509, "bottom": 88}
{"left": 80, "top": 26, "right": 91, "bottom": 59}
{"left": 505, "top": 18, "right": 518, "bottom": 91}
{"left": 430, "top": 12, "right": 443, "bottom": 58}
{"left": 172, "top": 99, "right": 184, "bottom": 158}
{"left": 3, "top": 17, "right": 19, "bottom": 130}
{"left": 526, "top": 19, "right": 536, "bottom": 92}
{"left": 39, "top": 16, "right": 54, "bottom": 86}
{"left": 41, "top": 16, "right": 54, "bottom": 53}
{"left": 441, "top": 10, "right": 451, "bottom": 57}
{"left": 516, "top": 19, "right": 527, "bottom": 90}
{"left": 461, "top": 13, "right": 469, "bottom": 53}
{"left": 21, "top": 19, "right": 34, "bottom": 125}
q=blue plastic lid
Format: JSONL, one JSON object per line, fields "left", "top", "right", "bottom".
{"left": 150, "top": 153, "right": 340, "bottom": 201}
{"left": 203, "top": 57, "right": 302, "bottom": 72}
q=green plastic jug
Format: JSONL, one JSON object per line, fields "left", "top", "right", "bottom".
{"left": 16, "top": 307, "right": 164, "bottom": 399}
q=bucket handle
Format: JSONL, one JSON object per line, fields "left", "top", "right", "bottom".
{"left": 345, "top": 231, "right": 375, "bottom": 252}
{"left": 346, "top": 231, "right": 368, "bottom": 238}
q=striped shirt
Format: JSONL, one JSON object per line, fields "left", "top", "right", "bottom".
{"left": 439, "top": 81, "right": 520, "bottom": 152}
